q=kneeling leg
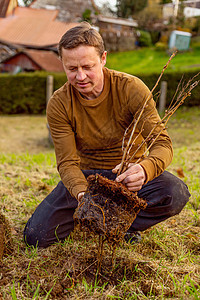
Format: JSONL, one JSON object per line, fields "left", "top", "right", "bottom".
{"left": 24, "top": 181, "right": 77, "bottom": 248}
{"left": 129, "top": 171, "right": 191, "bottom": 232}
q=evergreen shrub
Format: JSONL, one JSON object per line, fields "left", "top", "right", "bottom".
{"left": 140, "top": 70, "right": 200, "bottom": 107}
{"left": 0, "top": 72, "right": 66, "bottom": 114}
{"left": 155, "top": 42, "right": 168, "bottom": 51}
{"left": 138, "top": 30, "right": 152, "bottom": 47}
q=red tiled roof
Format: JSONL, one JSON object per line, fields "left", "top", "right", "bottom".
{"left": 0, "top": 0, "right": 9, "bottom": 17}
{"left": 0, "top": 7, "right": 78, "bottom": 47}
{"left": 24, "top": 49, "right": 64, "bottom": 72}
{"left": 13, "top": 6, "right": 58, "bottom": 20}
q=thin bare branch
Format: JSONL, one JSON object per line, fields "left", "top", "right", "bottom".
{"left": 167, "top": 74, "right": 184, "bottom": 111}
{"left": 121, "top": 118, "right": 136, "bottom": 151}
{"left": 118, "top": 52, "right": 177, "bottom": 175}
{"left": 134, "top": 78, "right": 199, "bottom": 164}
{"left": 126, "top": 120, "right": 145, "bottom": 158}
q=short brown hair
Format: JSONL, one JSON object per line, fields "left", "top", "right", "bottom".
{"left": 58, "top": 22, "right": 105, "bottom": 59}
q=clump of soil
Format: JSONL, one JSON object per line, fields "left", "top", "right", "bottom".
{"left": 74, "top": 174, "right": 147, "bottom": 245}
{"left": 0, "top": 212, "right": 13, "bottom": 260}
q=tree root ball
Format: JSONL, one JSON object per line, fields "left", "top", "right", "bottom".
{"left": 74, "top": 174, "right": 147, "bottom": 245}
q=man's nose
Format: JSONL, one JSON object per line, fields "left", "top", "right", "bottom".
{"left": 76, "top": 69, "right": 86, "bottom": 81}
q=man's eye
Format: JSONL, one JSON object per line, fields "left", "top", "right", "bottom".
{"left": 84, "top": 66, "right": 92, "bottom": 70}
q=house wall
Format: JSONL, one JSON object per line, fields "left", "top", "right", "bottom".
{"left": 99, "top": 22, "right": 136, "bottom": 52}
{"left": 6, "top": 0, "right": 17, "bottom": 16}
{"left": 163, "top": 5, "right": 174, "bottom": 19}
{"left": 163, "top": 1, "right": 200, "bottom": 19}
{"left": 184, "top": 6, "right": 200, "bottom": 17}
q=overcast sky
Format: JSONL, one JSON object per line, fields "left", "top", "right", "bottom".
{"left": 95, "top": 0, "right": 117, "bottom": 10}
{"left": 18, "top": 0, "right": 117, "bottom": 10}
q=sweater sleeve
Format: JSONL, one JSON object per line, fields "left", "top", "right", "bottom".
{"left": 127, "top": 77, "right": 173, "bottom": 183}
{"left": 46, "top": 94, "right": 88, "bottom": 198}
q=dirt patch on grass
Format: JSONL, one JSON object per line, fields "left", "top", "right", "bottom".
{"left": 0, "top": 220, "right": 199, "bottom": 299}
{"left": 0, "top": 212, "right": 13, "bottom": 260}
{"left": 0, "top": 224, "right": 5, "bottom": 260}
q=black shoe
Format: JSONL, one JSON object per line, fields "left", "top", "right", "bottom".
{"left": 124, "top": 231, "right": 141, "bottom": 244}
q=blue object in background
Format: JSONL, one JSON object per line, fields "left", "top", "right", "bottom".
{"left": 169, "top": 30, "right": 192, "bottom": 51}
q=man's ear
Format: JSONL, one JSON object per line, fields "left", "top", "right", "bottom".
{"left": 101, "top": 51, "right": 107, "bottom": 66}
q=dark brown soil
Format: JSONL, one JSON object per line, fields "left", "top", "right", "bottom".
{"left": 74, "top": 174, "right": 147, "bottom": 245}
{"left": 0, "top": 224, "right": 5, "bottom": 260}
{"left": 0, "top": 212, "right": 13, "bottom": 260}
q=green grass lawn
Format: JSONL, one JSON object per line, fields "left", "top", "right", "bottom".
{"left": 0, "top": 107, "right": 200, "bottom": 299}
{"left": 106, "top": 43, "right": 200, "bottom": 75}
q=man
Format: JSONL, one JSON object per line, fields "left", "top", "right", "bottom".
{"left": 24, "top": 22, "right": 190, "bottom": 248}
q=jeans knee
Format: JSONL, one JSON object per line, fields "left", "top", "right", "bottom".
{"left": 165, "top": 178, "right": 190, "bottom": 217}
{"left": 24, "top": 222, "right": 48, "bottom": 248}
{"left": 24, "top": 224, "right": 37, "bottom": 247}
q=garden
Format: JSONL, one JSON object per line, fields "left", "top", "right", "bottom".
{"left": 0, "top": 45, "right": 200, "bottom": 299}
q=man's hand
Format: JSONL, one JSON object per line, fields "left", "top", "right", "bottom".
{"left": 112, "top": 163, "right": 146, "bottom": 192}
{"left": 77, "top": 192, "right": 85, "bottom": 201}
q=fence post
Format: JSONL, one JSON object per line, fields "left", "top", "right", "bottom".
{"left": 46, "top": 75, "right": 54, "bottom": 144}
{"left": 159, "top": 81, "right": 167, "bottom": 114}
{"left": 46, "top": 75, "right": 54, "bottom": 105}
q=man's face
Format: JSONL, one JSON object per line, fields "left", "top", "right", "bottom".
{"left": 61, "top": 45, "right": 107, "bottom": 100}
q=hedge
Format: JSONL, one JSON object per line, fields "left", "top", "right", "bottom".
{"left": 0, "top": 72, "right": 67, "bottom": 114}
{"left": 0, "top": 69, "right": 199, "bottom": 114}
{"left": 140, "top": 70, "right": 200, "bottom": 107}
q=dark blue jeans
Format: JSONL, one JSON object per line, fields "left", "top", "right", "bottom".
{"left": 24, "top": 170, "right": 190, "bottom": 248}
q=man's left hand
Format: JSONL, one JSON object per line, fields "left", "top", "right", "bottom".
{"left": 112, "top": 163, "right": 146, "bottom": 192}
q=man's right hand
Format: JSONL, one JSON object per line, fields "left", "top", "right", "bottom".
{"left": 112, "top": 163, "right": 146, "bottom": 192}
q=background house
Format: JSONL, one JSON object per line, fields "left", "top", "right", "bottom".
{"left": 30, "top": 0, "right": 138, "bottom": 51}
{"left": 0, "top": 49, "right": 64, "bottom": 72}
{"left": 0, "top": 40, "right": 18, "bottom": 62}
{"left": 0, "top": 6, "right": 78, "bottom": 48}
{"left": 97, "top": 15, "right": 138, "bottom": 52}
{"left": 163, "top": 0, "right": 200, "bottom": 20}
{"left": 0, "top": 0, "right": 138, "bottom": 72}
{"left": 183, "top": 0, "right": 200, "bottom": 17}
{"left": 0, "top": 0, "right": 18, "bottom": 17}
{"left": 0, "top": 1, "right": 78, "bottom": 72}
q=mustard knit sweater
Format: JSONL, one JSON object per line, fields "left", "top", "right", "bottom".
{"left": 47, "top": 67, "right": 173, "bottom": 198}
